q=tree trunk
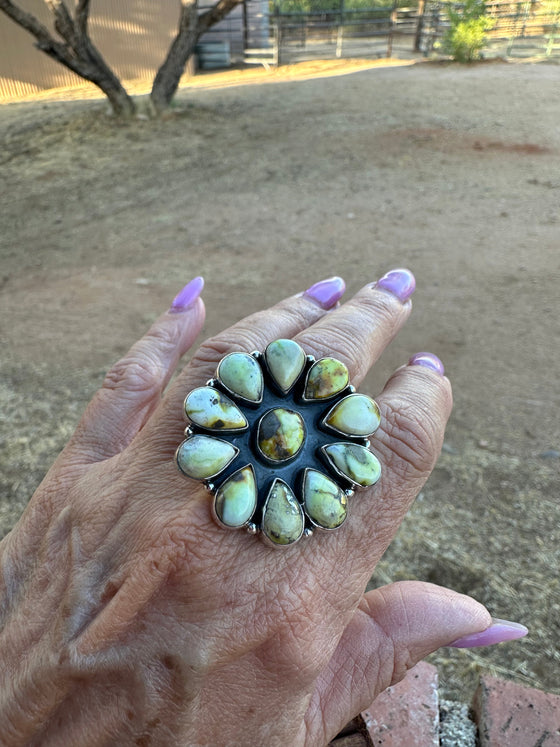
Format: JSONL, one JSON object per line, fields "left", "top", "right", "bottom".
{"left": 150, "top": 0, "right": 199, "bottom": 114}
{"left": 151, "top": 0, "right": 243, "bottom": 114}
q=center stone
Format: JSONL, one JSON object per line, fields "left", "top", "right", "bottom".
{"left": 257, "top": 408, "right": 306, "bottom": 462}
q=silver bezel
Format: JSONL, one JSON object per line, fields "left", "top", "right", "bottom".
{"left": 319, "top": 443, "right": 380, "bottom": 489}
{"left": 320, "top": 393, "right": 381, "bottom": 438}
{"left": 300, "top": 468, "right": 348, "bottom": 532}
{"left": 174, "top": 436, "right": 240, "bottom": 481}
{"left": 183, "top": 386, "right": 250, "bottom": 433}
{"left": 210, "top": 464, "right": 258, "bottom": 530}
{"left": 255, "top": 407, "right": 307, "bottom": 464}
{"left": 262, "top": 340, "right": 307, "bottom": 395}
{"left": 300, "top": 356, "right": 351, "bottom": 403}
{"left": 216, "top": 353, "right": 264, "bottom": 406}
{"left": 259, "top": 478, "right": 305, "bottom": 549}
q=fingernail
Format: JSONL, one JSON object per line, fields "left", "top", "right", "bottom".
{"left": 169, "top": 277, "right": 204, "bottom": 313}
{"left": 449, "top": 618, "right": 528, "bottom": 648}
{"left": 303, "top": 277, "right": 346, "bottom": 310}
{"left": 408, "top": 352, "right": 445, "bottom": 376}
{"left": 376, "top": 268, "right": 416, "bottom": 303}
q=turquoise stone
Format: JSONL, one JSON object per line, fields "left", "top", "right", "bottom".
{"left": 322, "top": 393, "right": 381, "bottom": 437}
{"left": 303, "top": 469, "right": 347, "bottom": 529}
{"left": 184, "top": 387, "right": 248, "bottom": 431}
{"left": 264, "top": 339, "right": 306, "bottom": 394}
{"left": 176, "top": 435, "right": 238, "bottom": 480}
{"left": 304, "top": 357, "right": 349, "bottom": 400}
{"left": 257, "top": 408, "right": 306, "bottom": 462}
{"left": 261, "top": 479, "right": 304, "bottom": 546}
{"left": 214, "top": 465, "right": 257, "bottom": 528}
{"left": 322, "top": 442, "right": 381, "bottom": 487}
{"left": 217, "top": 352, "right": 264, "bottom": 403}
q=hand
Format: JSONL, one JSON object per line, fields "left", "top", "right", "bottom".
{"left": 0, "top": 271, "right": 520, "bottom": 747}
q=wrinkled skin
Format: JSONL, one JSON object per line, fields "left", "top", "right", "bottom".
{"left": 0, "top": 282, "right": 491, "bottom": 747}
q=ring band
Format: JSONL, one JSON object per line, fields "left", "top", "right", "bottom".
{"left": 175, "top": 339, "right": 381, "bottom": 548}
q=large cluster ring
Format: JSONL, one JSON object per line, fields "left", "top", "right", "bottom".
{"left": 175, "top": 339, "right": 382, "bottom": 548}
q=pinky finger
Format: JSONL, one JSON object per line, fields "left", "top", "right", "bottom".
{"left": 64, "top": 278, "right": 205, "bottom": 465}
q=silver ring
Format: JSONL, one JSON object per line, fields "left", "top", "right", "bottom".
{"left": 175, "top": 339, "right": 381, "bottom": 548}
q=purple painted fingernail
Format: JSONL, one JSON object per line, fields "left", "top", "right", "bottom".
{"left": 449, "top": 618, "right": 528, "bottom": 648}
{"left": 304, "top": 277, "right": 346, "bottom": 310}
{"left": 169, "top": 277, "right": 204, "bottom": 313}
{"left": 409, "top": 352, "right": 445, "bottom": 376}
{"left": 376, "top": 268, "right": 416, "bottom": 303}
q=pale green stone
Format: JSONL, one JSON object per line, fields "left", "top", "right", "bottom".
{"left": 304, "top": 357, "right": 349, "bottom": 400}
{"left": 303, "top": 469, "right": 347, "bottom": 529}
{"left": 323, "top": 443, "right": 381, "bottom": 487}
{"left": 323, "top": 394, "right": 381, "bottom": 437}
{"left": 185, "top": 387, "right": 248, "bottom": 431}
{"left": 214, "top": 466, "right": 257, "bottom": 528}
{"left": 217, "top": 352, "right": 264, "bottom": 403}
{"left": 257, "top": 408, "right": 306, "bottom": 462}
{"left": 265, "top": 339, "right": 306, "bottom": 393}
{"left": 176, "top": 435, "right": 238, "bottom": 480}
{"left": 262, "top": 479, "right": 304, "bottom": 546}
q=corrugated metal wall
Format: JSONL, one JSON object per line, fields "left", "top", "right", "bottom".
{"left": 0, "top": 0, "right": 245, "bottom": 101}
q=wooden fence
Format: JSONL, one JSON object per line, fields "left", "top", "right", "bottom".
{"left": 416, "top": 0, "right": 560, "bottom": 58}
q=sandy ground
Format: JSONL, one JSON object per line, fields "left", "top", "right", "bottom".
{"left": 1, "top": 59, "right": 559, "bottom": 704}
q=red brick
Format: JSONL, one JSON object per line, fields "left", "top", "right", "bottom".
{"left": 473, "top": 674, "right": 560, "bottom": 747}
{"left": 361, "top": 661, "right": 439, "bottom": 746}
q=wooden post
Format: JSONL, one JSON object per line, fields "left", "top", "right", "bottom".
{"left": 387, "top": 1, "right": 398, "bottom": 57}
{"left": 242, "top": 0, "right": 249, "bottom": 54}
{"left": 414, "top": 0, "right": 426, "bottom": 52}
{"left": 336, "top": 0, "right": 345, "bottom": 57}
{"left": 273, "top": 5, "right": 281, "bottom": 65}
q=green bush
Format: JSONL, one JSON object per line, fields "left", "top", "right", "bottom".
{"left": 441, "top": 0, "right": 494, "bottom": 62}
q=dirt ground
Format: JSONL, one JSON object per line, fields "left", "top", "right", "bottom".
{"left": 1, "top": 58, "right": 559, "bottom": 705}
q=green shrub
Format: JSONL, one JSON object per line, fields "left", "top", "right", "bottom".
{"left": 441, "top": 0, "right": 494, "bottom": 62}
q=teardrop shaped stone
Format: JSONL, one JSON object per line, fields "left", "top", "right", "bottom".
{"left": 176, "top": 435, "right": 239, "bottom": 480}
{"left": 261, "top": 479, "right": 304, "bottom": 546}
{"left": 217, "top": 352, "right": 264, "bottom": 403}
{"left": 303, "top": 469, "right": 347, "bottom": 529}
{"left": 265, "top": 339, "right": 306, "bottom": 394}
{"left": 323, "top": 443, "right": 381, "bottom": 487}
{"left": 214, "top": 465, "right": 257, "bottom": 528}
{"left": 322, "top": 393, "right": 381, "bottom": 437}
{"left": 304, "top": 357, "right": 349, "bottom": 400}
{"left": 184, "top": 387, "right": 248, "bottom": 431}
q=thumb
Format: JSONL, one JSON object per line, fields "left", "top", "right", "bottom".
{"left": 312, "top": 581, "right": 526, "bottom": 744}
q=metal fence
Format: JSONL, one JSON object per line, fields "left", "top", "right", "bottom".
{"left": 271, "top": 0, "right": 560, "bottom": 63}
{"left": 1, "top": 0, "right": 559, "bottom": 101}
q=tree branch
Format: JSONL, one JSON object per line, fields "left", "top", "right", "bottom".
{"left": 198, "top": 0, "right": 242, "bottom": 32}
{"left": 0, "top": 0, "right": 135, "bottom": 116}
{"left": 75, "top": 0, "right": 90, "bottom": 36}
{"left": 44, "top": 0, "right": 78, "bottom": 47}
{"left": 0, "top": 0, "right": 78, "bottom": 67}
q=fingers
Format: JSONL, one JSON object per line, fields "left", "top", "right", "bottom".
{"left": 346, "top": 358, "right": 453, "bottom": 562}
{"left": 146, "top": 277, "right": 347, "bottom": 448}
{"left": 294, "top": 272, "right": 415, "bottom": 387}
{"left": 310, "top": 581, "right": 492, "bottom": 744}
{"left": 65, "top": 280, "right": 206, "bottom": 464}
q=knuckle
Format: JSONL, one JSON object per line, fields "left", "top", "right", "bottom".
{"left": 103, "top": 352, "right": 164, "bottom": 396}
{"left": 381, "top": 400, "right": 442, "bottom": 479}
{"left": 189, "top": 329, "right": 264, "bottom": 376}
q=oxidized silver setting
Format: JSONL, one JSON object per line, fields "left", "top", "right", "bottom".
{"left": 175, "top": 339, "right": 382, "bottom": 548}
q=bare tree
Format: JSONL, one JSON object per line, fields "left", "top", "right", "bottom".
{"left": 0, "top": 0, "right": 243, "bottom": 116}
